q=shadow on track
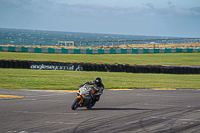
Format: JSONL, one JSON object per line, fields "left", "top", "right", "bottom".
{"left": 91, "top": 108, "right": 151, "bottom": 111}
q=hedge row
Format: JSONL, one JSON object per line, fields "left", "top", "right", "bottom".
{"left": 0, "top": 60, "right": 200, "bottom": 74}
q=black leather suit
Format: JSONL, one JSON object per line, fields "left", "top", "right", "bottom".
{"left": 80, "top": 80, "right": 104, "bottom": 101}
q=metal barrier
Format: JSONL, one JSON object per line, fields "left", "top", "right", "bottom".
{"left": 0, "top": 46, "right": 200, "bottom": 54}
{"left": 59, "top": 38, "right": 200, "bottom": 47}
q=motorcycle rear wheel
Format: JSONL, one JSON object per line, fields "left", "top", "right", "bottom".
{"left": 86, "top": 101, "right": 96, "bottom": 109}
{"left": 71, "top": 98, "right": 80, "bottom": 110}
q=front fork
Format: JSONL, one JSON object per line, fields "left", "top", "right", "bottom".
{"left": 77, "top": 96, "right": 84, "bottom": 106}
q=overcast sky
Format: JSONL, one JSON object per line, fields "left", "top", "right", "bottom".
{"left": 0, "top": 0, "right": 200, "bottom": 37}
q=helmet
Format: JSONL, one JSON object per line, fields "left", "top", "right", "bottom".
{"left": 95, "top": 77, "right": 102, "bottom": 85}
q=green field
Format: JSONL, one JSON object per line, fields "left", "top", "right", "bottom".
{"left": 0, "top": 52, "right": 200, "bottom": 66}
{"left": 0, "top": 52, "right": 200, "bottom": 90}
{"left": 0, "top": 69, "right": 200, "bottom": 90}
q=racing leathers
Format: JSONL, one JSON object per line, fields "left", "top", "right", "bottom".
{"left": 79, "top": 80, "right": 104, "bottom": 102}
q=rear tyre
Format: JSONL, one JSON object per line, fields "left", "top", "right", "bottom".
{"left": 86, "top": 104, "right": 93, "bottom": 109}
{"left": 86, "top": 101, "right": 96, "bottom": 109}
{"left": 71, "top": 98, "right": 80, "bottom": 110}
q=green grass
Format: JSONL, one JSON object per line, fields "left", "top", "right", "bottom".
{"left": 0, "top": 52, "right": 199, "bottom": 90}
{"left": 0, "top": 52, "right": 200, "bottom": 66}
{"left": 0, "top": 68, "right": 199, "bottom": 90}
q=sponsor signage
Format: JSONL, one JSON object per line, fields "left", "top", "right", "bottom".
{"left": 30, "top": 63, "right": 83, "bottom": 71}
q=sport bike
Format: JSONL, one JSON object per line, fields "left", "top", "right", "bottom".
{"left": 71, "top": 84, "right": 96, "bottom": 110}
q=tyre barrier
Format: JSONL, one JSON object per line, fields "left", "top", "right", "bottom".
{"left": 0, "top": 60, "right": 200, "bottom": 74}
{"left": 0, "top": 60, "right": 30, "bottom": 69}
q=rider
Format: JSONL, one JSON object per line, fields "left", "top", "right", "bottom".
{"left": 79, "top": 77, "right": 104, "bottom": 104}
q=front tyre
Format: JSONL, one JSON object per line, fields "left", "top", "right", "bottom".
{"left": 71, "top": 98, "right": 80, "bottom": 110}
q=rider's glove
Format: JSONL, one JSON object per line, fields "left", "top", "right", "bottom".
{"left": 79, "top": 85, "right": 83, "bottom": 87}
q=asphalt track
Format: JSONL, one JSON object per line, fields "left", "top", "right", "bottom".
{"left": 1, "top": 88, "right": 200, "bottom": 133}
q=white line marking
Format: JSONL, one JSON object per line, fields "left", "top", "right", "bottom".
{"left": 179, "top": 119, "right": 200, "bottom": 122}
{"left": 45, "top": 121, "right": 84, "bottom": 125}
{"left": 22, "top": 99, "right": 36, "bottom": 101}
{"left": 27, "top": 94, "right": 66, "bottom": 98}
{"left": 135, "top": 94, "right": 175, "bottom": 97}
{"left": 13, "top": 111, "right": 77, "bottom": 115}
{"left": 150, "top": 117, "right": 200, "bottom": 122}
{"left": 141, "top": 103, "right": 177, "bottom": 107}
{"left": 21, "top": 89, "right": 76, "bottom": 93}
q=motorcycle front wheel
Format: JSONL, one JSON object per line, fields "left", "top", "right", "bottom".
{"left": 71, "top": 98, "right": 80, "bottom": 110}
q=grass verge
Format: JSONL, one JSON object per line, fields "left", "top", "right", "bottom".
{"left": 0, "top": 52, "right": 200, "bottom": 66}
{"left": 0, "top": 68, "right": 199, "bottom": 90}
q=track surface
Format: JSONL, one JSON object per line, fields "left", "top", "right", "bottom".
{"left": 1, "top": 89, "right": 200, "bottom": 133}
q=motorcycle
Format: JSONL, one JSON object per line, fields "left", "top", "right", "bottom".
{"left": 71, "top": 84, "right": 96, "bottom": 110}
